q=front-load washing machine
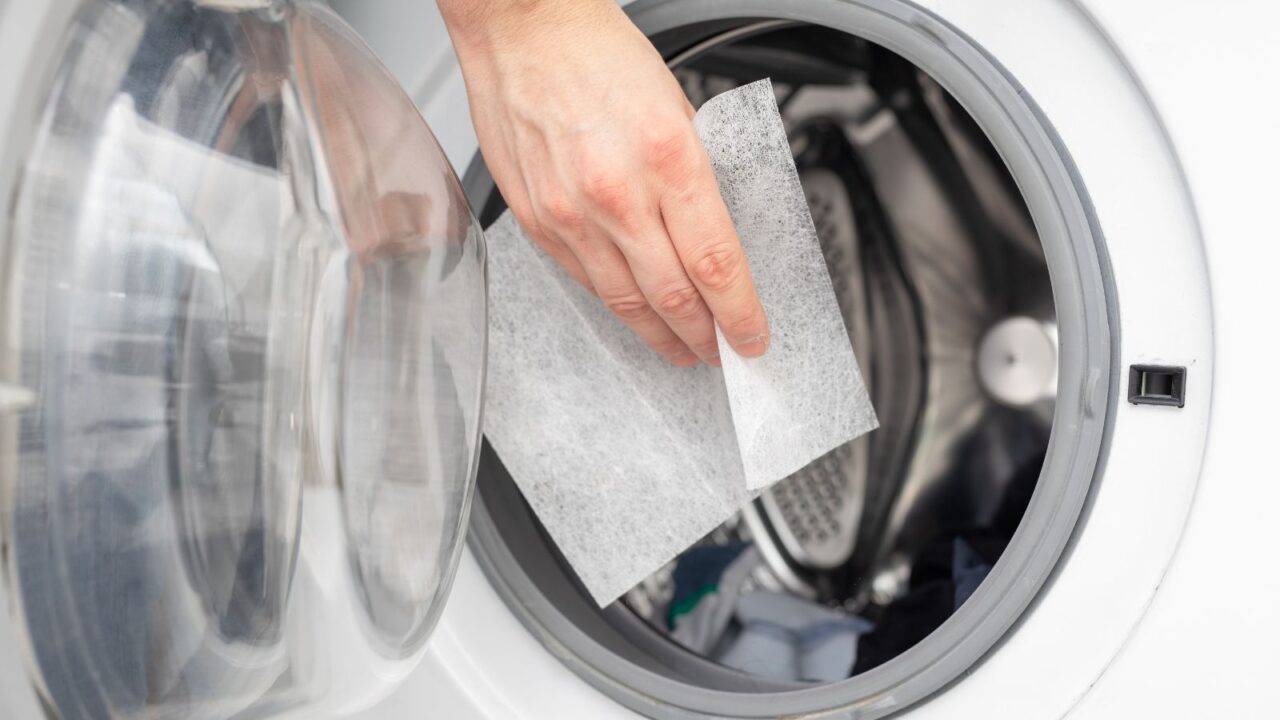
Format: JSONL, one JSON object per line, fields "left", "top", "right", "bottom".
{"left": 2, "top": 1, "right": 1277, "bottom": 719}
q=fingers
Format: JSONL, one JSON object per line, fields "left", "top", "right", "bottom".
{"left": 567, "top": 155, "right": 721, "bottom": 364}
{"left": 655, "top": 132, "right": 769, "bottom": 358}
{"left": 575, "top": 239, "right": 700, "bottom": 368}
{"left": 518, "top": 142, "right": 707, "bottom": 367}
{"left": 509, "top": 198, "right": 595, "bottom": 293}
{"left": 494, "top": 102, "right": 767, "bottom": 366}
{"left": 525, "top": 175, "right": 698, "bottom": 366}
{"left": 610, "top": 218, "right": 720, "bottom": 365}
{"left": 498, "top": 152, "right": 598, "bottom": 294}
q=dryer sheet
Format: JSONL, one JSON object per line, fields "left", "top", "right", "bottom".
{"left": 483, "top": 80, "right": 877, "bottom": 606}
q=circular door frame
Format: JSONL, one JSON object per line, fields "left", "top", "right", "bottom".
{"left": 449, "top": 1, "right": 1211, "bottom": 719}
{"left": 462, "top": 0, "right": 1114, "bottom": 717}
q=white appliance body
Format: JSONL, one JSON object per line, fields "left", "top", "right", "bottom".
{"left": 339, "top": 0, "right": 1278, "bottom": 718}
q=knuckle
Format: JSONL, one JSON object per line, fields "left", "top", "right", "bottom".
{"left": 580, "top": 166, "right": 633, "bottom": 218}
{"left": 540, "top": 193, "right": 585, "bottom": 234}
{"left": 653, "top": 284, "right": 704, "bottom": 320}
{"left": 603, "top": 294, "right": 655, "bottom": 322}
{"left": 690, "top": 242, "right": 746, "bottom": 292}
{"left": 643, "top": 125, "right": 696, "bottom": 180}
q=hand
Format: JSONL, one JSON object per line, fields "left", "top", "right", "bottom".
{"left": 439, "top": 0, "right": 769, "bottom": 367}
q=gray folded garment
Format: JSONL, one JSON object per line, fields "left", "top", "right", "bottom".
{"left": 483, "top": 79, "right": 877, "bottom": 607}
{"left": 716, "top": 591, "right": 875, "bottom": 683}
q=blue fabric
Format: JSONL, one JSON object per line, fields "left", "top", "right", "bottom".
{"left": 667, "top": 543, "right": 750, "bottom": 629}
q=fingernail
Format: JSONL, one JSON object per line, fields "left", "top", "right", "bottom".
{"left": 671, "top": 351, "right": 699, "bottom": 367}
{"left": 732, "top": 334, "right": 769, "bottom": 357}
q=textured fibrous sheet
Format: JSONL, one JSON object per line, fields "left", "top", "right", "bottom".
{"left": 483, "top": 79, "right": 876, "bottom": 606}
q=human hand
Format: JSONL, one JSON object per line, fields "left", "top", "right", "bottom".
{"left": 439, "top": 0, "right": 769, "bottom": 367}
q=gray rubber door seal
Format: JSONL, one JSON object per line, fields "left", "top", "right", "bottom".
{"left": 461, "top": 1, "right": 1118, "bottom": 717}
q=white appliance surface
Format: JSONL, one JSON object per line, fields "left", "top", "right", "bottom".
{"left": 338, "top": 0, "right": 1278, "bottom": 717}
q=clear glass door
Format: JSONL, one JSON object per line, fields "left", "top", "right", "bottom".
{"left": 0, "top": 1, "right": 486, "bottom": 716}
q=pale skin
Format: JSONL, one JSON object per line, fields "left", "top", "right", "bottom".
{"left": 437, "top": 0, "right": 769, "bottom": 367}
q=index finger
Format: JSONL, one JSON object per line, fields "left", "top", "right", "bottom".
{"left": 658, "top": 149, "right": 769, "bottom": 357}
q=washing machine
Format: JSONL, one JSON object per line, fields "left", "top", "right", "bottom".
{"left": 1, "top": 0, "right": 1276, "bottom": 719}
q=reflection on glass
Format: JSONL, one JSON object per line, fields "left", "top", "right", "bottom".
{"left": 0, "top": 1, "right": 485, "bottom": 717}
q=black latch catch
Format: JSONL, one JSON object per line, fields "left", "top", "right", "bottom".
{"left": 1128, "top": 364, "right": 1186, "bottom": 408}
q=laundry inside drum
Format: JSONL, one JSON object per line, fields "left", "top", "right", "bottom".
{"left": 473, "top": 22, "right": 1057, "bottom": 687}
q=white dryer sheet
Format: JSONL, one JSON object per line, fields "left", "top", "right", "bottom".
{"left": 483, "top": 79, "right": 877, "bottom": 606}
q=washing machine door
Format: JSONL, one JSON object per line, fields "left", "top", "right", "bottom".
{"left": 0, "top": 1, "right": 486, "bottom": 717}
